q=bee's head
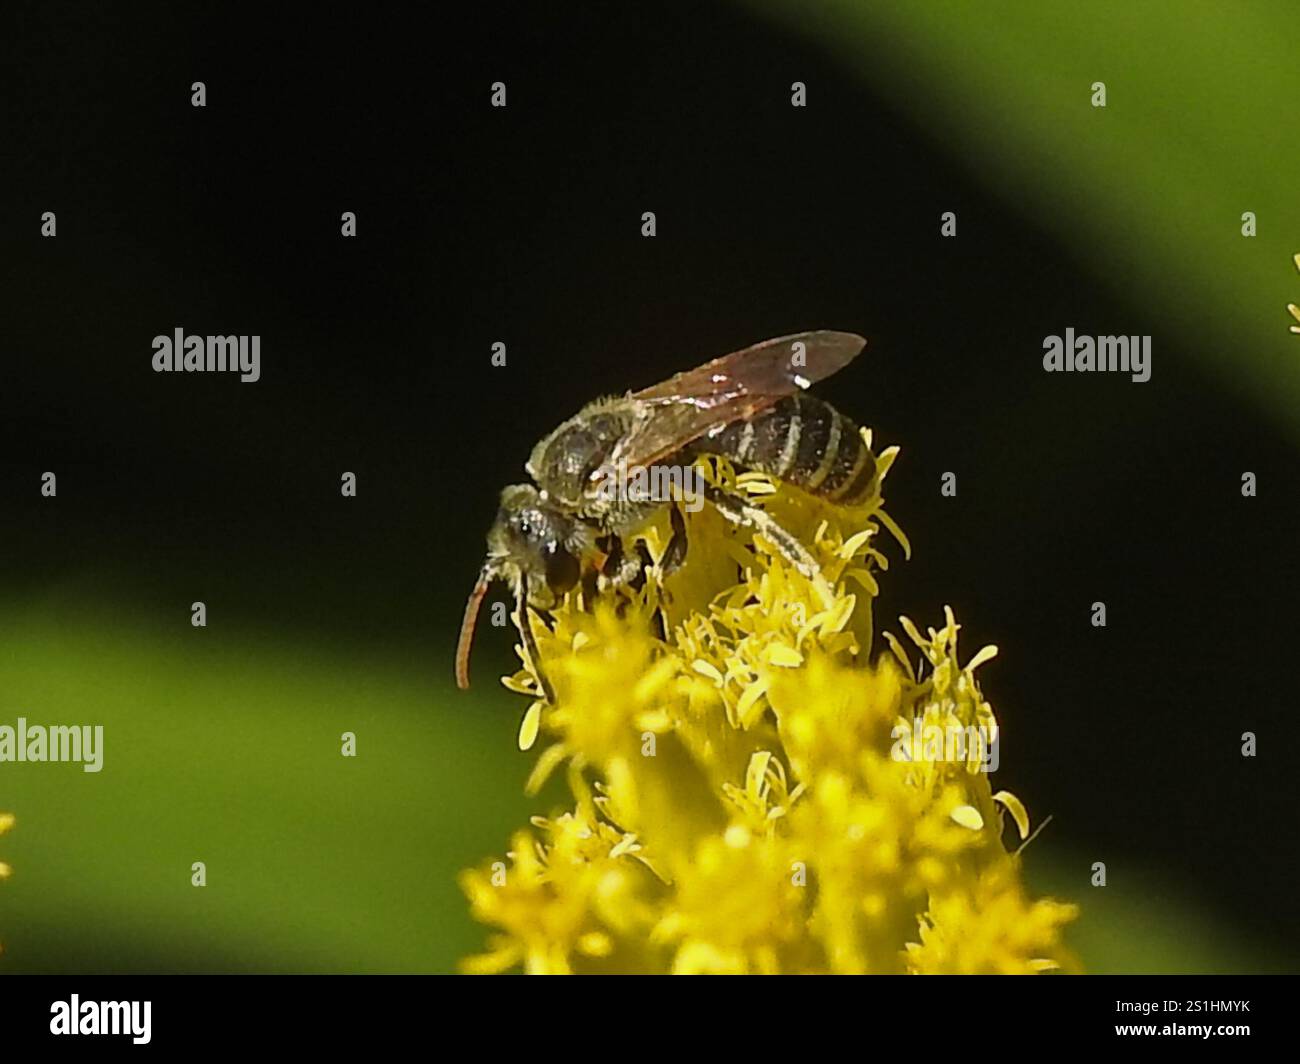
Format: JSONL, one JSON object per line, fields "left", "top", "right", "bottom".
{"left": 455, "top": 485, "right": 585, "bottom": 694}
{"left": 486, "top": 484, "right": 583, "bottom": 599}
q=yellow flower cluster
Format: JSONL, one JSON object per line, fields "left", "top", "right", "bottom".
{"left": 460, "top": 436, "right": 1078, "bottom": 974}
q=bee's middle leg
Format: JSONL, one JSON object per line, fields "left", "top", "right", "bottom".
{"left": 660, "top": 503, "right": 689, "bottom": 576}
{"left": 598, "top": 533, "right": 652, "bottom": 592}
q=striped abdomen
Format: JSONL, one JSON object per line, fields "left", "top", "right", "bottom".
{"left": 686, "top": 394, "right": 877, "bottom": 505}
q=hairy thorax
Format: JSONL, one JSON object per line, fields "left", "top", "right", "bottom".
{"left": 526, "top": 398, "right": 639, "bottom": 509}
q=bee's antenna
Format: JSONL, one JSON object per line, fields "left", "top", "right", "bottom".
{"left": 455, "top": 563, "right": 494, "bottom": 691}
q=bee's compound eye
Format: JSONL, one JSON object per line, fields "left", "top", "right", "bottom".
{"left": 512, "top": 508, "right": 544, "bottom": 541}
{"left": 542, "top": 542, "right": 580, "bottom": 595}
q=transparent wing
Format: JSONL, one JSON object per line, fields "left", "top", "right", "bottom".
{"left": 632, "top": 330, "right": 865, "bottom": 405}
{"left": 591, "top": 330, "right": 866, "bottom": 487}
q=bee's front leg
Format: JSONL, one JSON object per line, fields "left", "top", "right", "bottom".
{"left": 514, "top": 579, "right": 557, "bottom": 704}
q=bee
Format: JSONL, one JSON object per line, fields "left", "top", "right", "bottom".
{"left": 455, "top": 329, "right": 876, "bottom": 703}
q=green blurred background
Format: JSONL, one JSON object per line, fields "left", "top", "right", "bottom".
{"left": 2, "top": 1, "right": 1297, "bottom": 973}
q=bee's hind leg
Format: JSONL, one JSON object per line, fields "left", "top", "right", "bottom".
{"left": 699, "top": 483, "right": 834, "bottom": 608}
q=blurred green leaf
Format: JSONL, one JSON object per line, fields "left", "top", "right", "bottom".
{"left": 748, "top": 0, "right": 1300, "bottom": 435}
{"left": 0, "top": 597, "right": 530, "bottom": 973}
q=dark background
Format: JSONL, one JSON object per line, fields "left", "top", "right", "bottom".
{"left": 2, "top": 2, "right": 1296, "bottom": 971}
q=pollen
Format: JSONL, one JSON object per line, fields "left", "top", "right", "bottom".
{"left": 0, "top": 811, "right": 12, "bottom": 881}
{"left": 0, "top": 812, "right": 12, "bottom": 956}
{"left": 1289, "top": 252, "right": 1300, "bottom": 334}
{"left": 459, "top": 436, "right": 1078, "bottom": 974}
